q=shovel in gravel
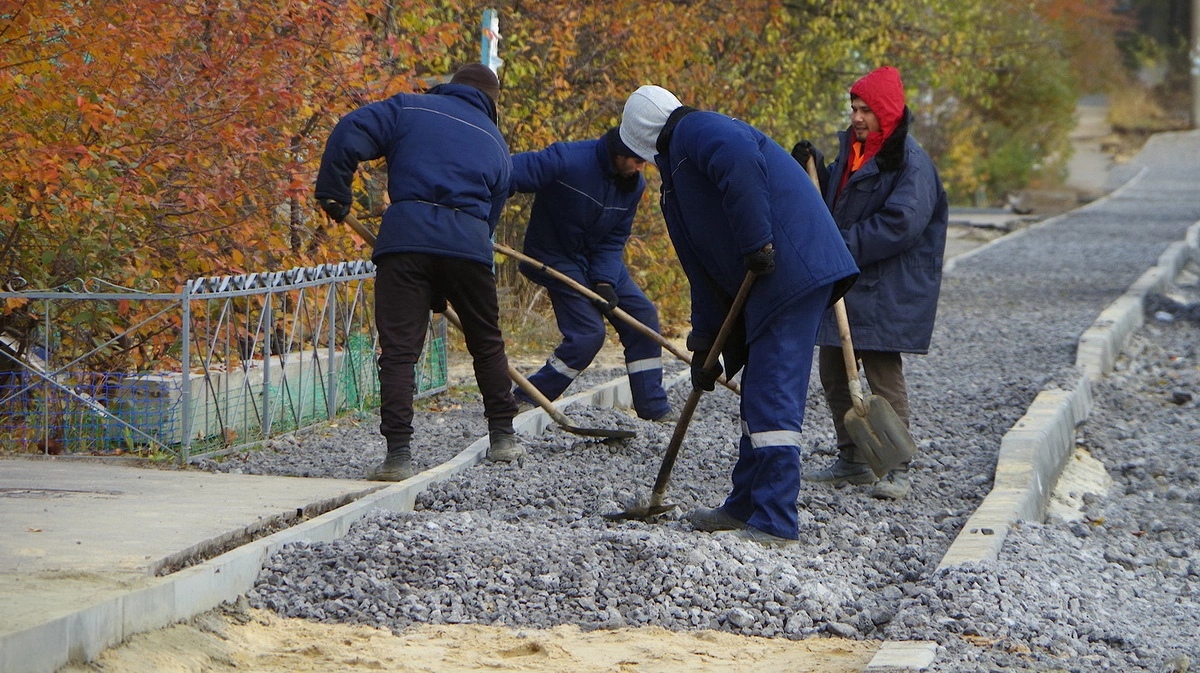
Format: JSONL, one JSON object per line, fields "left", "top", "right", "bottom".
{"left": 340, "top": 212, "right": 635, "bottom": 441}
{"left": 440, "top": 307, "right": 637, "bottom": 440}
{"left": 831, "top": 283, "right": 916, "bottom": 478}
{"left": 604, "top": 271, "right": 756, "bottom": 521}
{"left": 799, "top": 157, "right": 915, "bottom": 476}
{"left": 492, "top": 243, "right": 740, "bottom": 395}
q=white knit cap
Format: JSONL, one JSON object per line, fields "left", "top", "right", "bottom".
{"left": 619, "top": 85, "right": 683, "bottom": 162}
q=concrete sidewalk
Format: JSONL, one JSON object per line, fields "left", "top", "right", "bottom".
{"left": 0, "top": 459, "right": 381, "bottom": 672}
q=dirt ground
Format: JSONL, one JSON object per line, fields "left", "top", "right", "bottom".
{"left": 62, "top": 603, "right": 879, "bottom": 673}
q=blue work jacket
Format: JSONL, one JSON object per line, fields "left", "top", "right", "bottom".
{"left": 655, "top": 110, "right": 859, "bottom": 346}
{"left": 815, "top": 118, "right": 948, "bottom": 353}
{"left": 314, "top": 83, "right": 510, "bottom": 266}
{"left": 511, "top": 135, "right": 641, "bottom": 288}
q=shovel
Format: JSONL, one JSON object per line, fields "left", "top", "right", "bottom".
{"left": 340, "top": 212, "right": 635, "bottom": 441}
{"left": 604, "top": 271, "right": 756, "bottom": 521}
{"left": 802, "top": 153, "right": 916, "bottom": 477}
{"left": 440, "top": 307, "right": 636, "bottom": 440}
{"left": 493, "top": 243, "right": 740, "bottom": 395}
{"left": 832, "top": 299, "right": 915, "bottom": 476}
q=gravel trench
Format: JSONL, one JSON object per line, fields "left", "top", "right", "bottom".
{"left": 201, "top": 131, "right": 1200, "bottom": 671}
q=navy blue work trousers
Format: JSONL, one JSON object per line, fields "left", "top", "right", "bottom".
{"left": 519, "top": 275, "right": 670, "bottom": 420}
{"left": 721, "top": 284, "right": 832, "bottom": 540}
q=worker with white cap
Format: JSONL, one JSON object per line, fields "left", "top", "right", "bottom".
{"left": 620, "top": 85, "right": 859, "bottom": 546}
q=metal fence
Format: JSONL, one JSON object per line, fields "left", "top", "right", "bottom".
{"left": 0, "top": 262, "right": 447, "bottom": 463}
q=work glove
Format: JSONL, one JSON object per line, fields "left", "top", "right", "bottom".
{"left": 790, "top": 140, "right": 825, "bottom": 171}
{"left": 317, "top": 198, "right": 350, "bottom": 223}
{"left": 743, "top": 243, "right": 775, "bottom": 276}
{"left": 690, "top": 349, "right": 722, "bottom": 392}
{"left": 591, "top": 282, "right": 619, "bottom": 312}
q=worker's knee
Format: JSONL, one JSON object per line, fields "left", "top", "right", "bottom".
{"left": 562, "top": 327, "right": 606, "bottom": 364}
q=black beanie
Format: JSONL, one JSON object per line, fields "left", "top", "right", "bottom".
{"left": 605, "top": 127, "right": 640, "bottom": 159}
{"left": 450, "top": 64, "right": 500, "bottom": 103}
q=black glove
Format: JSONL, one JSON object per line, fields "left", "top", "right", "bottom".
{"left": 790, "top": 140, "right": 824, "bottom": 171}
{"left": 317, "top": 198, "right": 350, "bottom": 223}
{"left": 591, "top": 282, "right": 619, "bottom": 312}
{"left": 743, "top": 244, "right": 775, "bottom": 275}
{"left": 690, "top": 349, "right": 722, "bottom": 392}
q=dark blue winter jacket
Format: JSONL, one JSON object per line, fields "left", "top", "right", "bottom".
{"left": 314, "top": 83, "right": 510, "bottom": 266}
{"left": 511, "top": 134, "right": 641, "bottom": 288}
{"left": 814, "top": 110, "right": 948, "bottom": 353}
{"left": 655, "top": 110, "right": 859, "bottom": 347}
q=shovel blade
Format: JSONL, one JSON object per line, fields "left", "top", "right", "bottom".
{"left": 601, "top": 503, "right": 678, "bottom": 521}
{"left": 844, "top": 395, "right": 916, "bottom": 478}
{"left": 565, "top": 425, "right": 636, "bottom": 440}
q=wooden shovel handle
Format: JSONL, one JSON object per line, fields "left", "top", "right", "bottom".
{"left": 801, "top": 157, "right": 867, "bottom": 416}
{"left": 493, "top": 242, "right": 740, "bottom": 395}
{"left": 833, "top": 298, "right": 868, "bottom": 415}
{"left": 647, "top": 270, "right": 756, "bottom": 508}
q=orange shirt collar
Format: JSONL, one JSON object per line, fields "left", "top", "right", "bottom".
{"left": 850, "top": 140, "right": 867, "bottom": 172}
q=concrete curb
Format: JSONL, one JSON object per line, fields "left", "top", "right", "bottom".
{"left": 936, "top": 219, "right": 1197, "bottom": 573}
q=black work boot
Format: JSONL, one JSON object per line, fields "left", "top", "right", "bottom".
{"left": 366, "top": 440, "right": 413, "bottom": 482}
{"left": 687, "top": 506, "right": 745, "bottom": 532}
{"left": 486, "top": 430, "right": 526, "bottom": 463}
{"left": 803, "top": 447, "right": 876, "bottom": 485}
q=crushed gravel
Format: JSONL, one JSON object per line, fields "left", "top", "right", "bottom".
{"left": 202, "top": 132, "right": 1200, "bottom": 671}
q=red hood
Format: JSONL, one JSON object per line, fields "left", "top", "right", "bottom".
{"left": 849, "top": 66, "right": 905, "bottom": 163}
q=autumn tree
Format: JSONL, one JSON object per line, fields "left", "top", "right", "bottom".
{"left": 1, "top": 0, "right": 1139, "bottom": 353}
{"left": 2, "top": 1, "right": 472, "bottom": 350}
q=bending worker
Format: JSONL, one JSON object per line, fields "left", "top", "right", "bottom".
{"left": 620, "top": 85, "right": 858, "bottom": 547}
{"left": 794, "top": 66, "right": 948, "bottom": 500}
{"left": 509, "top": 127, "right": 675, "bottom": 423}
{"left": 314, "top": 64, "right": 526, "bottom": 481}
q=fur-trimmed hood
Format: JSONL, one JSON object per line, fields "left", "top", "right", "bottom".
{"left": 874, "top": 106, "right": 911, "bottom": 173}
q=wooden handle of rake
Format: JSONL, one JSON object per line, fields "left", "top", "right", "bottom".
{"left": 646, "top": 270, "right": 756, "bottom": 510}
{"left": 493, "top": 242, "right": 740, "bottom": 395}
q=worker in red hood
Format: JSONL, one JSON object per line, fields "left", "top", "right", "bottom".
{"left": 792, "top": 66, "right": 949, "bottom": 500}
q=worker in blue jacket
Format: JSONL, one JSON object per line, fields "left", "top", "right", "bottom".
{"left": 620, "top": 85, "right": 859, "bottom": 547}
{"left": 314, "top": 64, "right": 526, "bottom": 481}
{"left": 510, "top": 128, "right": 674, "bottom": 423}
{"left": 793, "top": 66, "right": 949, "bottom": 500}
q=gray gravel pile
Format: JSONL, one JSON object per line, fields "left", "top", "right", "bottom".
{"left": 235, "top": 133, "right": 1200, "bottom": 670}
{"left": 884, "top": 286, "right": 1200, "bottom": 671}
